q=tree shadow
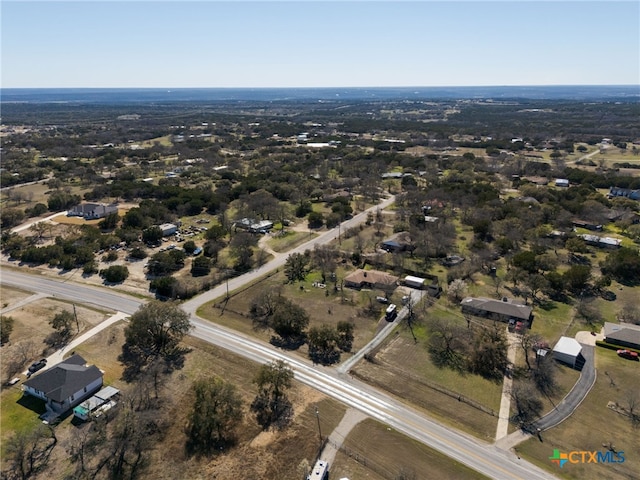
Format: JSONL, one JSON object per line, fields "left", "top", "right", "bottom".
{"left": 269, "top": 335, "right": 305, "bottom": 350}
{"left": 309, "top": 349, "right": 341, "bottom": 366}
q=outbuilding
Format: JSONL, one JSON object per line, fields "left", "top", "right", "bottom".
{"left": 159, "top": 223, "right": 179, "bottom": 236}
{"left": 552, "top": 337, "right": 585, "bottom": 369}
{"left": 403, "top": 275, "right": 426, "bottom": 289}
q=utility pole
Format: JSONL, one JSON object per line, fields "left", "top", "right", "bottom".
{"left": 315, "top": 406, "right": 323, "bottom": 447}
{"left": 73, "top": 303, "right": 79, "bottom": 333}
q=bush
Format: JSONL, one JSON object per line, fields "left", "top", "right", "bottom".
{"left": 100, "top": 265, "right": 129, "bottom": 283}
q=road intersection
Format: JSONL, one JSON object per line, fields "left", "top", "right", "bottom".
{"left": 0, "top": 193, "right": 557, "bottom": 479}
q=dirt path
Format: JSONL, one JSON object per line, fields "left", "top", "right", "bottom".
{"left": 319, "top": 408, "right": 368, "bottom": 466}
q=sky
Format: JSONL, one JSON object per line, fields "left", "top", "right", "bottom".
{"left": 1, "top": 1, "right": 639, "bottom": 88}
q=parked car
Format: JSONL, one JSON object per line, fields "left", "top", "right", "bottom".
{"left": 27, "top": 359, "right": 47, "bottom": 376}
{"left": 617, "top": 349, "right": 639, "bottom": 360}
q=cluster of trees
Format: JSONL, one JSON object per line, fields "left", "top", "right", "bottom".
{"left": 427, "top": 318, "right": 509, "bottom": 381}
{"left": 250, "top": 290, "right": 354, "bottom": 365}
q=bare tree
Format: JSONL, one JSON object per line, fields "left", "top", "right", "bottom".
{"left": 519, "top": 332, "right": 542, "bottom": 371}
{"left": 625, "top": 389, "right": 640, "bottom": 426}
{"left": 3, "top": 424, "right": 57, "bottom": 480}
{"left": 427, "top": 317, "right": 470, "bottom": 370}
{"left": 510, "top": 381, "right": 543, "bottom": 428}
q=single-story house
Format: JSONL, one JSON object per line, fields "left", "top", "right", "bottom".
{"left": 233, "top": 218, "right": 274, "bottom": 233}
{"left": 22, "top": 354, "right": 103, "bottom": 416}
{"left": 572, "top": 219, "right": 603, "bottom": 231}
{"left": 67, "top": 203, "right": 118, "bottom": 220}
{"left": 577, "top": 234, "right": 622, "bottom": 248}
{"left": 460, "top": 297, "right": 533, "bottom": 325}
{"left": 609, "top": 186, "right": 640, "bottom": 201}
{"left": 552, "top": 337, "right": 585, "bottom": 369}
{"left": 603, "top": 322, "right": 640, "bottom": 350}
{"left": 381, "top": 232, "right": 414, "bottom": 253}
{"left": 344, "top": 269, "right": 398, "bottom": 291}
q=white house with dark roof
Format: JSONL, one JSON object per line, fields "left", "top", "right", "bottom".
{"left": 22, "top": 354, "right": 103, "bottom": 416}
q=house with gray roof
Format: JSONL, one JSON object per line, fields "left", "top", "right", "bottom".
{"left": 604, "top": 322, "right": 640, "bottom": 350}
{"left": 22, "top": 354, "right": 103, "bottom": 416}
{"left": 460, "top": 297, "right": 533, "bottom": 325}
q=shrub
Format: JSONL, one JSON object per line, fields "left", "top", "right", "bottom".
{"left": 100, "top": 265, "right": 129, "bottom": 283}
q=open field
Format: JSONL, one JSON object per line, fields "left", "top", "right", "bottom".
{"left": 0, "top": 285, "right": 33, "bottom": 309}
{"left": 331, "top": 418, "right": 489, "bottom": 480}
{"left": 351, "top": 326, "right": 502, "bottom": 441}
{"left": 516, "top": 347, "right": 640, "bottom": 480}
{"left": 266, "top": 229, "right": 318, "bottom": 252}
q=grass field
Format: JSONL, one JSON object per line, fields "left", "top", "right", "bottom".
{"left": 266, "top": 229, "right": 318, "bottom": 252}
{"left": 197, "top": 268, "right": 388, "bottom": 360}
{"left": 352, "top": 324, "right": 502, "bottom": 441}
{"left": 516, "top": 347, "right": 640, "bottom": 480}
{"left": 331, "top": 418, "right": 489, "bottom": 480}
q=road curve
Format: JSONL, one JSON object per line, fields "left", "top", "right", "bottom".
{"left": 1, "top": 268, "right": 556, "bottom": 480}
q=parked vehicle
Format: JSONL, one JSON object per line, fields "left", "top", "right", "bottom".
{"left": 617, "top": 349, "right": 639, "bottom": 360}
{"left": 27, "top": 359, "right": 47, "bottom": 376}
{"left": 385, "top": 304, "right": 397, "bottom": 321}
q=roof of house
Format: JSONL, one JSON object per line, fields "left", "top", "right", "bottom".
{"left": 460, "top": 297, "right": 533, "bottom": 320}
{"left": 553, "top": 336, "right": 583, "bottom": 357}
{"left": 24, "top": 354, "right": 102, "bottom": 402}
{"left": 344, "top": 269, "right": 398, "bottom": 286}
{"left": 604, "top": 322, "right": 640, "bottom": 347}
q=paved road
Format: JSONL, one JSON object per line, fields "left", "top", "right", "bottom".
{"left": 533, "top": 344, "right": 596, "bottom": 431}
{"left": 1, "top": 268, "right": 556, "bottom": 480}
{"left": 181, "top": 195, "right": 397, "bottom": 314}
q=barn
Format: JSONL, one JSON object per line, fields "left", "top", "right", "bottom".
{"left": 552, "top": 337, "right": 585, "bottom": 369}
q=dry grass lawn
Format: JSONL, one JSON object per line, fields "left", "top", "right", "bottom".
{"left": 352, "top": 328, "right": 502, "bottom": 441}
{"left": 332, "top": 418, "right": 489, "bottom": 480}
{"left": 197, "top": 269, "right": 386, "bottom": 361}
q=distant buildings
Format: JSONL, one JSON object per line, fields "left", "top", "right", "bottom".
{"left": 233, "top": 218, "right": 274, "bottom": 233}
{"left": 67, "top": 203, "right": 118, "bottom": 220}
{"left": 609, "top": 186, "right": 640, "bottom": 201}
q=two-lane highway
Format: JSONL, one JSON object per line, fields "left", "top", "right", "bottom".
{"left": 1, "top": 268, "right": 554, "bottom": 479}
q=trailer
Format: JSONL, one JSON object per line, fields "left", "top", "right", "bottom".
{"left": 307, "top": 460, "right": 329, "bottom": 480}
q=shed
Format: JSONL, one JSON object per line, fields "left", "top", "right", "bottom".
{"left": 159, "top": 223, "right": 178, "bottom": 236}
{"left": 404, "top": 275, "right": 426, "bottom": 289}
{"left": 552, "top": 337, "right": 584, "bottom": 369}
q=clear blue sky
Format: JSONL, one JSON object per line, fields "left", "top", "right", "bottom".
{"left": 2, "top": 1, "right": 639, "bottom": 88}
